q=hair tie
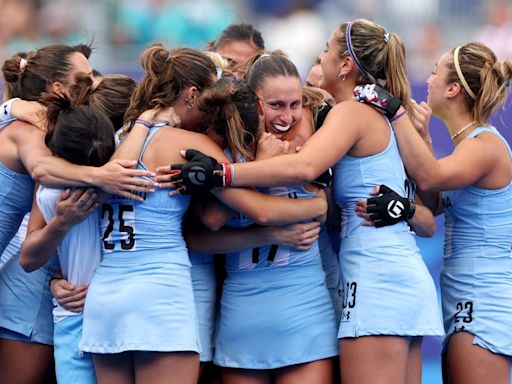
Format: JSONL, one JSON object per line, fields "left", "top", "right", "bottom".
{"left": 345, "top": 22, "right": 370, "bottom": 79}
{"left": 453, "top": 46, "right": 476, "bottom": 100}
{"left": 384, "top": 33, "right": 390, "bottom": 45}
{"left": 19, "top": 58, "right": 27, "bottom": 72}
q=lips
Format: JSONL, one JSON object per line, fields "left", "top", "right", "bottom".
{"left": 272, "top": 123, "right": 291, "bottom": 132}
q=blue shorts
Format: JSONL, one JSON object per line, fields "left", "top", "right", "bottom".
{"left": 441, "top": 257, "right": 512, "bottom": 356}
{"left": 54, "top": 315, "right": 96, "bottom": 384}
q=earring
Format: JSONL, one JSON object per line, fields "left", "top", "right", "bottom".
{"left": 186, "top": 98, "right": 193, "bottom": 111}
{"left": 338, "top": 73, "right": 345, "bottom": 81}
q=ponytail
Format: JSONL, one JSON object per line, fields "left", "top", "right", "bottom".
{"left": 447, "top": 42, "right": 512, "bottom": 125}
{"left": 197, "top": 77, "right": 259, "bottom": 162}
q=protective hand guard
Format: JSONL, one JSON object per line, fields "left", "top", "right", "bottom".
{"left": 170, "top": 149, "right": 227, "bottom": 193}
{"left": 353, "top": 84, "right": 401, "bottom": 120}
{"left": 366, "top": 185, "right": 415, "bottom": 227}
{"left": 312, "top": 167, "right": 333, "bottom": 188}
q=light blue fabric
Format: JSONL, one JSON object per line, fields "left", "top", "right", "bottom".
{"left": 37, "top": 186, "right": 102, "bottom": 322}
{"left": 80, "top": 127, "right": 199, "bottom": 354}
{"left": 0, "top": 161, "right": 33, "bottom": 256}
{"left": 441, "top": 126, "right": 512, "bottom": 356}
{"left": 189, "top": 255, "right": 217, "bottom": 362}
{"left": 318, "top": 224, "right": 342, "bottom": 326}
{"left": 333, "top": 119, "right": 443, "bottom": 338}
{"left": 215, "top": 184, "right": 338, "bottom": 369}
{"left": 0, "top": 215, "right": 57, "bottom": 345}
{"left": 54, "top": 315, "right": 96, "bottom": 384}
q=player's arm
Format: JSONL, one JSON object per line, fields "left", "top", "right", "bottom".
{"left": 20, "top": 187, "right": 98, "bottom": 272}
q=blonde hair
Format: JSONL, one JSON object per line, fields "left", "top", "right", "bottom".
{"left": 336, "top": 19, "right": 413, "bottom": 114}
{"left": 302, "top": 86, "right": 325, "bottom": 110}
{"left": 204, "top": 51, "right": 228, "bottom": 71}
{"left": 446, "top": 42, "right": 512, "bottom": 126}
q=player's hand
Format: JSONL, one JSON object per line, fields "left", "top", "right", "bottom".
{"left": 55, "top": 188, "right": 99, "bottom": 229}
{"left": 96, "top": 159, "right": 157, "bottom": 201}
{"left": 410, "top": 99, "right": 432, "bottom": 140}
{"left": 355, "top": 185, "right": 415, "bottom": 227}
{"left": 268, "top": 221, "right": 321, "bottom": 250}
{"left": 156, "top": 149, "right": 227, "bottom": 194}
{"left": 50, "top": 278, "right": 87, "bottom": 313}
{"left": 256, "top": 132, "right": 290, "bottom": 160}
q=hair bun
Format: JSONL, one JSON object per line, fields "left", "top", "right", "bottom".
{"left": 2, "top": 56, "right": 25, "bottom": 82}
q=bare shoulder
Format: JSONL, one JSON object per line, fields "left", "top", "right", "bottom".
{"left": 145, "top": 128, "right": 226, "bottom": 168}
{"left": 321, "top": 100, "right": 384, "bottom": 132}
{"left": 326, "top": 100, "right": 382, "bottom": 121}
{"left": 7, "top": 120, "right": 44, "bottom": 141}
{"left": 460, "top": 130, "right": 510, "bottom": 160}
{"left": 154, "top": 127, "right": 218, "bottom": 148}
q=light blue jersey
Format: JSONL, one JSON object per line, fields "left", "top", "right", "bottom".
{"left": 37, "top": 186, "right": 100, "bottom": 383}
{"left": 0, "top": 161, "right": 33, "bottom": 256}
{"left": 37, "top": 186, "right": 102, "bottom": 322}
{"left": 215, "top": 183, "right": 338, "bottom": 369}
{"left": 81, "top": 126, "right": 199, "bottom": 354}
{"left": 333, "top": 118, "right": 443, "bottom": 338}
{"left": 441, "top": 126, "right": 512, "bottom": 356}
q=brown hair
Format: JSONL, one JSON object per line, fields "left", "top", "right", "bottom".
{"left": 211, "top": 23, "right": 265, "bottom": 52}
{"left": 336, "top": 19, "right": 413, "bottom": 113}
{"left": 241, "top": 51, "right": 300, "bottom": 92}
{"left": 242, "top": 51, "right": 325, "bottom": 111}
{"left": 196, "top": 76, "right": 259, "bottom": 162}
{"left": 3, "top": 51, "right": 29, "bottom": 99}
{"left": 2, "top": 43, "right": 91, "bottom": 101}
{"left": 446, "top": 42, "right": 512, "bottom": 125}
{"left": 68, "top": 74, "right": 137, "bottom": 130}
{"left": 124, "top": 44, "right": 216, "bottom": 129}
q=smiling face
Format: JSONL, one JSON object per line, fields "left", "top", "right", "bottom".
{"left": 256, "top": 75, "right": 303, "bottom": 138}
{"left": 426, "top": 51, "right": 452, "bottom": 117}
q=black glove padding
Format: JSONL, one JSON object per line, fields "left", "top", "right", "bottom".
{"left": 353, "top": 84, "right": 401, "bottom": 120}
{"left": 170, "top": 149, "right": 224, "bottom": 193}
{"left": 312, "top": 167, "right": 333, "bottom": 188}
{"left": 366, "top": 185, "right": 415, "bottom": 227}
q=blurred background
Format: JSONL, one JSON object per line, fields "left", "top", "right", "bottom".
{"left": 1, "top": 1, "right": 511, "bottom": 383}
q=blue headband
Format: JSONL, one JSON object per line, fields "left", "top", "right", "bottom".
{"left": 345, "top": 22, "right": 370, "bottom": 79}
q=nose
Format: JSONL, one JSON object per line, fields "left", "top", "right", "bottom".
{"left": 280, "top": 108, "right": 293, "bottom": 125}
